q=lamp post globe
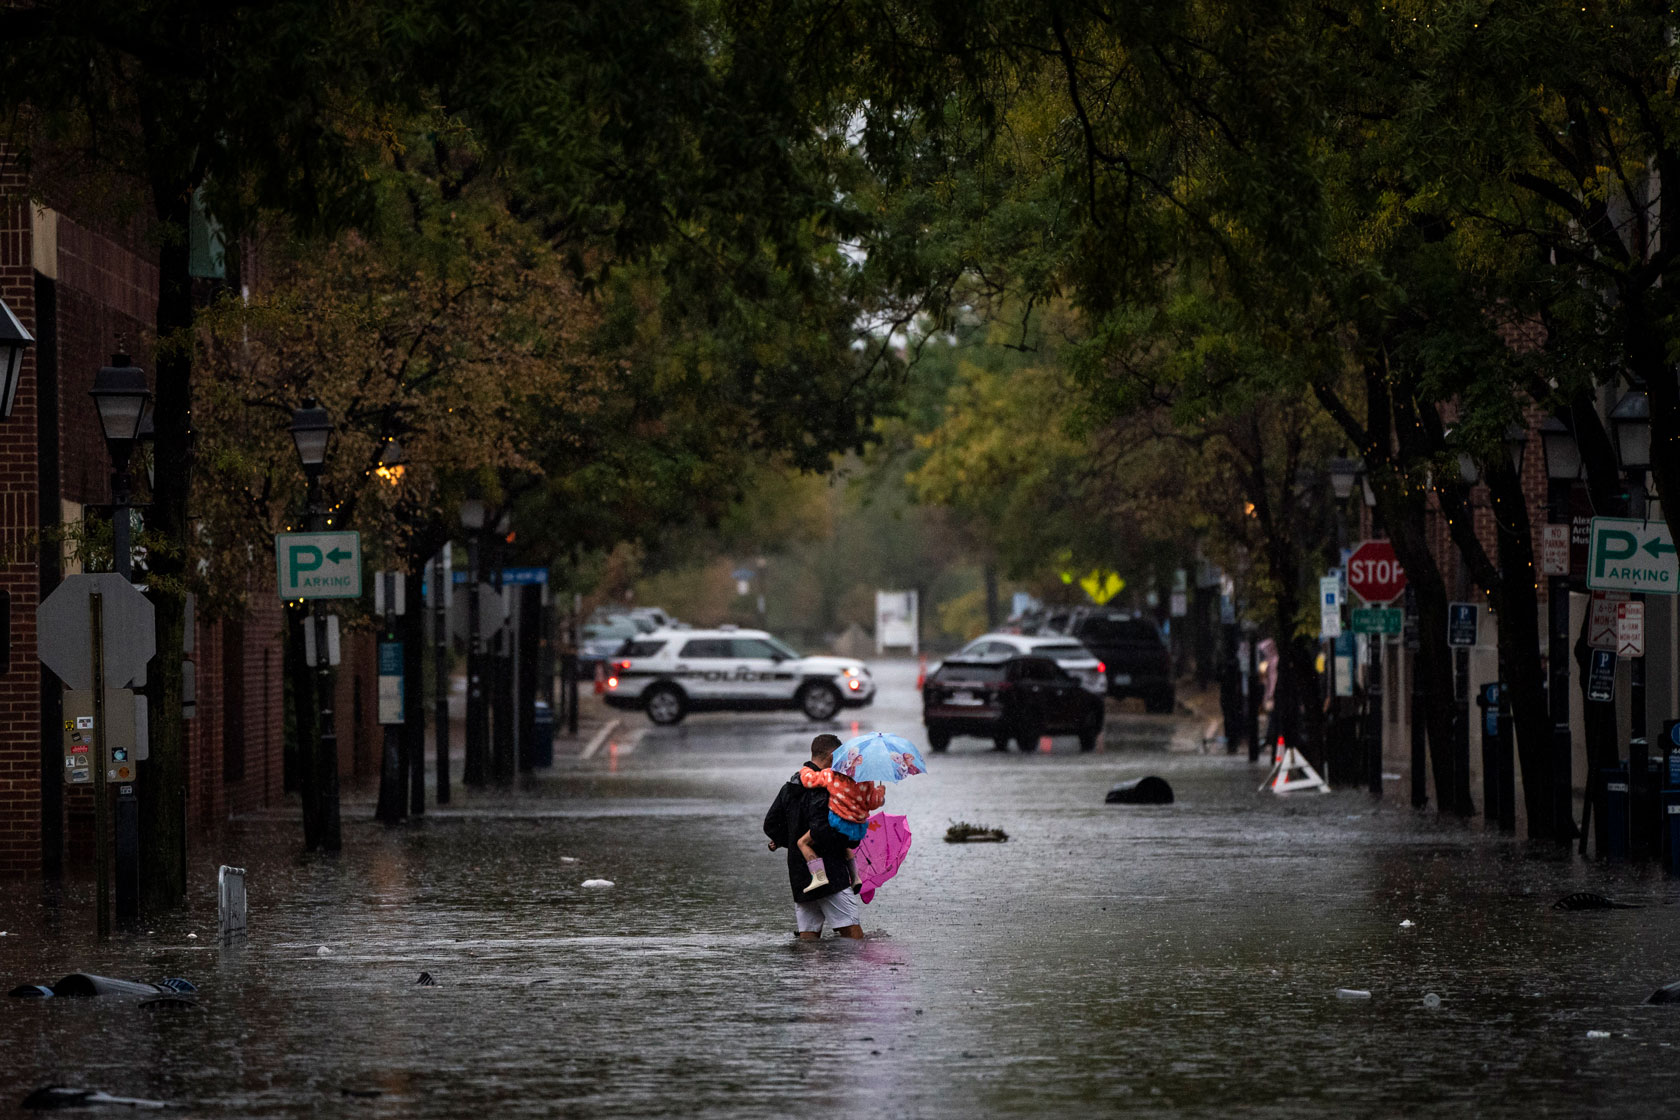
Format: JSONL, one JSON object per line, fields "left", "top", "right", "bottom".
{"left": 1610, "top": 389, "right": 1651, "bottom": 474}
{"left": 289, "top": 398, "right": 333, "bottom": 476}
{"left": 0, "top": 299, "right": 34, "bottom": 419}
{"left": 1328, "top": 457, "right": 1360, "bottom": 501}
{"left": 90, "top": 355, "right": 152, "bottom": 448}
{"left": 1539, "top": 415, "right": 1580, "bottom": 482}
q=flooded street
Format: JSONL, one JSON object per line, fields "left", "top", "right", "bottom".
{"left": 4, "top": 661, "right": 1679, "bottom": 1117}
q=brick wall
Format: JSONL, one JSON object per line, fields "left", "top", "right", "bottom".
{"left": 0, "top": 181, "right": 292, "bottom": 878}
{"left": 0, "top": 174, "right": 41, "bottom": 877}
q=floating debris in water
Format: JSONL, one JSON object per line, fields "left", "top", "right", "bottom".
{"left": 1400, "top": 920, "right": 1416, "bottom": 928}
{"left": 1643, "top": 981, "right": 1680, "bottom": 1005}
{"left": 21, "top": 1085, "right": 179, "bottom": 1110}
{"left": 1586, "top": 1030, "right": 1611, "bottom": 1039}
{"left": 945, "top": 822, "right": 1008, "bottom": 843}
{"left": 1553, "top": 892, "right": 1642, "bottom": 911}
{"left": 1336, "top": 988, "right": 1372, "bottom": 1000}
{"left": 1422, "top": 993, "right": 1441, "bottom": 1009}
{"left": 416, "top": 972, "right": 435, "bottom": 987}
{"left": 316, "top": 946, "right": 333, "bottom": 957}
{"left": 582, "top": 879, "right": 615, "bottom": 889}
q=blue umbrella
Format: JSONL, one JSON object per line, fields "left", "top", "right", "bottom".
{"left": 832, "top": 732, "right": 929, "bottom": 784}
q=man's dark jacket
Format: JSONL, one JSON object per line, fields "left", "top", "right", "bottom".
{"left": 763, "top": 761, "right": 852, "bottom": 902}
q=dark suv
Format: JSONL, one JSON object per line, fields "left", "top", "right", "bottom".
{"left": 1066, "top": 612, "right": 1175, "bottom": 712}
{"left": 922, "top": 656, "right": 1105, "bottom": 753}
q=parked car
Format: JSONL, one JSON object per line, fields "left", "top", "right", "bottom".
{"left": 1064, "top": 612, "right": 1175, "bottom": 711}
{"left": 949, "top": 632, "right": 1107, "bottom": 694}
{"left": 579, "top": 616, "right": 643, "bottom": 670}
{"left": 922, "top": 655, "right": 1105, "bottom": 753}
{"left": 602, "top": 626, "right": 876, "bottom": 725}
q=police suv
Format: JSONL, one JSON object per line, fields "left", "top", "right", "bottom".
{"left": 602, "top": 626, "right": 876, "bottom": 725}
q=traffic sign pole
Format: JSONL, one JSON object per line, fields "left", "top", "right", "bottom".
{"left": 90, "top": 593, "right": 110, "bottom": 941}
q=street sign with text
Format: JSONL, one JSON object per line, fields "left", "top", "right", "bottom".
{"left": 1319, "top": 576, "right": 1342, "bottom": 638}
{"left": 1448, "top": 602, "right": 1479, "bottom": 646}
{"left": 1588, "top": 649, "right": 1616, "bottom": 703}
{"left": 1617, "top": 601, "right": 1646, "bottom": 657}
{"left": 1347, "top": 540, "right": 1407, "bottom": 604}
{"left": 1587, "top": 517, "right": 1677, "bottom": 594}
{"left": 275, "top": 531, "right": 362, "bottom": 599}
{"left": 1540, "top": 524, "right": 1570, "bottom": 577}
{"left": 1351, "top": 607, "right": 1402, "bottom": 635}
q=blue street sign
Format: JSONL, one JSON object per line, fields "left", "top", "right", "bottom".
{"left": 451, "top": 567, "right": 548, "bottom": 585}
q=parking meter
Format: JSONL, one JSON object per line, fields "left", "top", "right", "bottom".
{"left": 1605, "top": 762, "right": 1630, "bottom": 862}
{"left": 1477, "top": 683, "right": 1513, "bottom": 832}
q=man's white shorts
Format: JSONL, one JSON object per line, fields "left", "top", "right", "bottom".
{"left": 794, "top": 887, "right": 861, "bottom": 933}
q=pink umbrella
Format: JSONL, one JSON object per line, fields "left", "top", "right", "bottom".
{"left": 855, "top": 813, "right": 912, "bottom": 903}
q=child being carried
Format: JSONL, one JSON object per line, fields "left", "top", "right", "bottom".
{"left": 797, "top": 733, "right": 885, "bottom": 892}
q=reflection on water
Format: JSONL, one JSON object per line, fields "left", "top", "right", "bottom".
{"left": 3, "top": 735, "right": 1679, "bottom": 1117}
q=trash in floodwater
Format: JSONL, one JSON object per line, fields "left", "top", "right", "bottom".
{"left": 416, "top": 972, "right": 436, "bottom": 987}
{"left": 560, "top": 857, "right": 578, "bottom": 863}
{"left": 1643, "top": 981, "right": 1680, "bottom": 1005}
{"left": 945, "top": 822, "right": 1008, "bottom": 843}
{"left": 1422, "top": 993, "right": 1441, "bottom": 1009}
{"left": 1553, "top": 892, "right": 1642, "bottom": 911}
{"left": 582, "top": 879, "right": 615, "bottom": 889}
{"left": 316, "top": 946, "right": 333, "bottom": 957}
{"left": 1586, "top": 1030, "right": 1611, "bottom": 1039}
{"left": 1336, "top": 989, "right": 1372, "bottom": 1000}
{"left": 11, "top": 975, "right": 194, "bottom": 1000}
{"left": 1104, "top": 776, "right": 1173, "bottom": 805}
{"left": 186, "top": 933, "right": 197, "bottom": 940}
{"left": 1400, "top": 919, "right": 1415, "bottom": 928}
{"left": 21, "top": 1085, "right": 178, "bottom": 1110}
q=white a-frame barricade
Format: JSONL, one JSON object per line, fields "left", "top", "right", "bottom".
{"left": 1260, "top": 736, "right": 1331, "bottom": 794}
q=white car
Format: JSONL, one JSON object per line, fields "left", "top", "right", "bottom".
{"left": 949, "top": 633, "right": 1107, "bottom": 695}
{"left": 602, "top": 626, "right": 876, "bottom": 725}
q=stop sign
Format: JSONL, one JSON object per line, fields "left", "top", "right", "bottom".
{"left": 1347, "top": 540, "right": 1407, "bottom": 604}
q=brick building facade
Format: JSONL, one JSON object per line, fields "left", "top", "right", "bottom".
{"left": 0, "top": 175, "right": 372, "bottom": 879}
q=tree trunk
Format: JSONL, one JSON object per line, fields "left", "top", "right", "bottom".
{"left": 138, "top": 185, "right": 194, "bottom": 912}
{"left": 1486, "top": 465, "right": 1562, "bottom": 840}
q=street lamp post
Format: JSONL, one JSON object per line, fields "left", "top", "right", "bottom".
{"left": 89, "top": 355, "right": 151, "bottom": 922}
{"left": 490, "top": 510, "right": 516, "bottom": 783}
{"left": 1326, "top": 457, "right": 1359, "bottom": 783}
{"left": 290, "top": 399, "right": 341, "bottom": 852}
{"left": 1611, "top": 389, "right": 1652, "bottom": 859}
{"left": 460, "top": 498, "right": 488, "bottom": 787}
{"left": 1540, "top": 416, "right": 1581, "bottom": 847}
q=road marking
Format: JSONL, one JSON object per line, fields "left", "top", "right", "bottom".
{"left": 581, "top": 720, "right": 620, "bottom": 759}
{"left": 613, "top": 729, "right": 645, "bottom": 756}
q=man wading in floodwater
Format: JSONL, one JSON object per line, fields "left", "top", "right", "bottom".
{"left": 764, "top": 734, "right": 863, "bottom": 940}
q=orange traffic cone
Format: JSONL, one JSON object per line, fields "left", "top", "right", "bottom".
{"left": 916, "top": 653, "right": 928, "bottom": 690}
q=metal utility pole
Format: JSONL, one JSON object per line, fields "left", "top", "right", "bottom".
{"left": 375, "top": 571, "right": 405, "bottom": 825}
{"left": 462, "top": 500, "right": 488, "bottom": 786}
{"left": 91, "top": 592, "right": 110, "bottom": 940}
{"left": 432, "top": 550, "right": 451, "bottom": 803}
{"left": 290, "top": 400, "right": 340, "bottom": 851}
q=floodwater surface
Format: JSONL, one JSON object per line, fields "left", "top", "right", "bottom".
{"left": 2, "top": 666, "right": 1677, "bottom": 1117}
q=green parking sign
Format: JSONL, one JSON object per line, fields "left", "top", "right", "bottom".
{"left": 1587, "top": 517, "right": 1677, "bottom": 594}
{"left": 1350, "top": 607, "right": 1402, "bottom": 635}
{"left": 274, "top": 531, "right": 362, "bottom": 599}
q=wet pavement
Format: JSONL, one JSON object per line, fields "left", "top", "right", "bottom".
{"left": 4, "top": 661, "right": 1679, "bottom": 1117}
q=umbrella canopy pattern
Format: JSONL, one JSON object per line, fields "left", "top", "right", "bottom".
{"left": 856, "top": 812, "right": 912, "bottom": 904}
{"left": 832, "top": 732, "right": 928, "bottom": 784}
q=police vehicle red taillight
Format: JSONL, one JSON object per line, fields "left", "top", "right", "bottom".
{"left": 606, "top": 676, "right": 619, "bottom": 689}
{"left": 847, "top": 678, "right": 861, "bottom": 691}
